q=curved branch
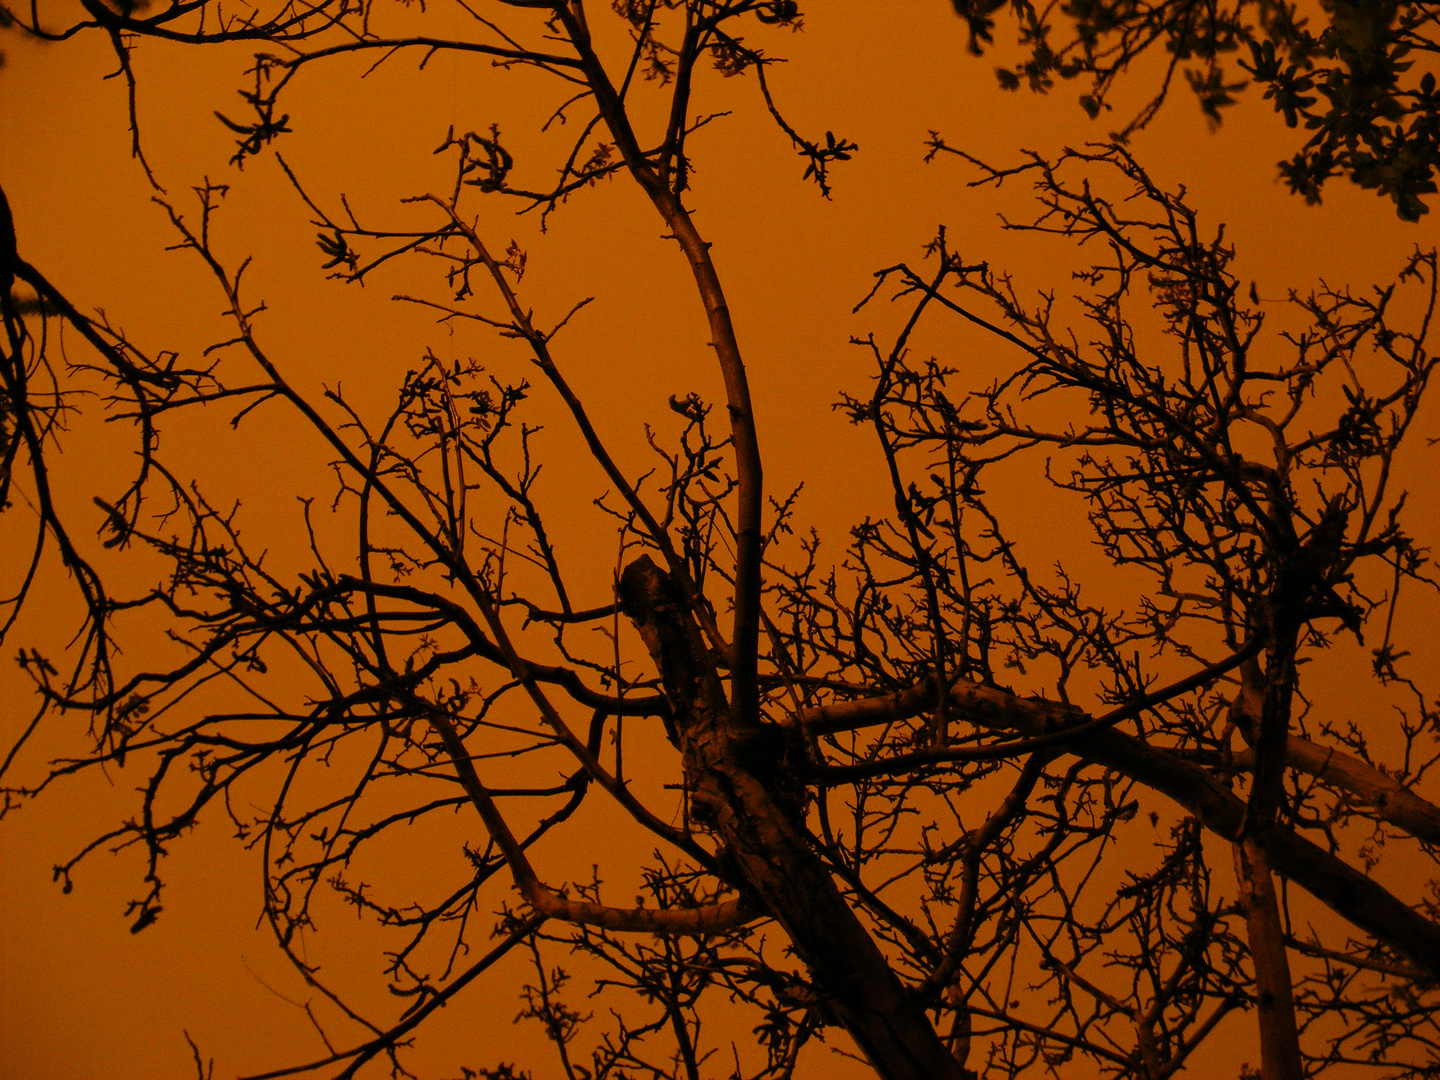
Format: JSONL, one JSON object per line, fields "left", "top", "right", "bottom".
{"left": 428, "top": 710, "right": 749, "bottom": 936}
{"left": 558, "top": 10, "right": 764, "bottom": 728}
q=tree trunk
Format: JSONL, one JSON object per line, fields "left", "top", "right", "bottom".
{"left": 619, "top": 556, "right": 963, "bottom": 1080}
{"left": 1234, "top": 838, "right": 1304, "bottom": 1080}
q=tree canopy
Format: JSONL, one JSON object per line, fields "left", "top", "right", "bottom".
{"left": 963, "top": 0, "right": 1440, "bottom": 219}
{"left": 1, "top": 4, "right": 1438, "bottom": 1080}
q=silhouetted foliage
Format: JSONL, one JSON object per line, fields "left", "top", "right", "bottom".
{"left": 963, "top": 0, "right": 1440, "bottom": 219}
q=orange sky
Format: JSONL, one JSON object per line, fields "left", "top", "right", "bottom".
{"left": 0, "top": 3, "right": 1433, "bottom": 1078}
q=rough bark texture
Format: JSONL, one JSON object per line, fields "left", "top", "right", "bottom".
{"left": 618, "top": 555, "right": 963, "bottom": 1080}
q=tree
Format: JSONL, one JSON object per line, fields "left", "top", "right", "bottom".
{"left": 962, "top": 0, "right": 1440, "bottom": 219}
{"left": 1, "top": 4, "right": 1438, "bottom": 1080}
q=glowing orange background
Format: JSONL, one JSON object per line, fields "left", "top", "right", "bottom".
{"left": 0, "top": 3, "right": 1428, "bottom": 1077}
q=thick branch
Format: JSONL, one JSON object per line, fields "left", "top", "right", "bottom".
{"left": 802, "top": 675, "right": 1440, "bottom": 977}
{"left": 562, "top": 13, "right": 764, "bottom": 729}
{"left": 1234, "top": 839, "right": 1304, "bottom": 1080}
{"left": 1233, "top": 737, "right": 1440, "bottom": 846}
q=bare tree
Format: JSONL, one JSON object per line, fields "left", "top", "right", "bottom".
{"left": 2, "top": 4, "right": 1439, "bottom": 1080}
